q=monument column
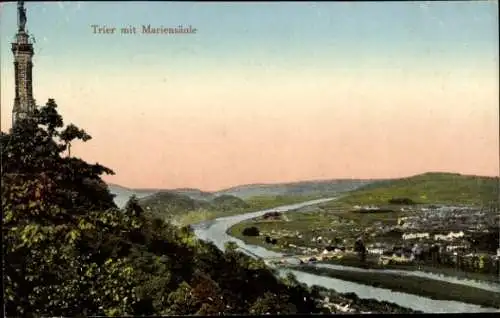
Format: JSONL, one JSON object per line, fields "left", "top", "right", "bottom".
{"left": 12, "top": 0, "right": 36, "bottom": 126}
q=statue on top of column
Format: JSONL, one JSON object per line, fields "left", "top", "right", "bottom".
{"left": 18, "top": 0, "right": 27, "bottom": 32}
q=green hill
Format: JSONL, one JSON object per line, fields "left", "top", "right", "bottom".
{"left": 139, "top": 191, "right": 212, "bottom": 220}
{"left": 336, "top": 172, "right": 499, "bottom": 206}
{"left": 212, "top": 194, "right": 250, "bottom": 210}
{"left": 138, "top": 192, "right": 260, "bottom": 224}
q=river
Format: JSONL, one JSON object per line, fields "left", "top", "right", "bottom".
{"left": 190, "top": 197, "right": 500, "bottom": 314}
{"left": 110, "top": 191, "right": 499, "bottom": 313}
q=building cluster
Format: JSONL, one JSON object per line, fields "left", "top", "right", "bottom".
{"left": 396, "top": 205, "right": 498, "bottom": 233}
{"left": 257, "top": 204, "right": 500, "bottom": 273}
{"left": 366, "top": 206, "right": 498, "bottom": 263}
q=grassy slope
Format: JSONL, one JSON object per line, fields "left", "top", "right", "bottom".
{"left": 334, "top": 172, "right": 499, "bottom": 206}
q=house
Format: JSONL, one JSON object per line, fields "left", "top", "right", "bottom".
{"left": 397, "top": 217, "right": 408, "bottom": 226}
{"left": 434, "top": 231, "right": 465, "bottom": 241}
{"left": 367, "top": 247, "right": 385, "bottom": 255}
{"left": 402, "top": 232, "right": 430, "bottom": 240}
{"left": 446, "top": 245, "right": 468, "bottom": 252}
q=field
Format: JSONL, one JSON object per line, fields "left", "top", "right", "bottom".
{"left": 228, "top": 202, "right": 413, "bottom": 251}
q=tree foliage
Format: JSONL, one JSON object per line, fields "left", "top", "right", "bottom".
{"left": 354, "top": 238, "right": 367, "bottom": 263}
{"left": 242, "top": 226, "right": 260, "bottom": 236}
{"left": 2, "top": 99, "right": 329, "bottom": 316}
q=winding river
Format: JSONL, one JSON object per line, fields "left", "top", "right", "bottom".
{"left": 190, "top": 197, "right": 500, "bottom": 314}
{"left": 111, "top": 191, "right": 500, "bottom": 313}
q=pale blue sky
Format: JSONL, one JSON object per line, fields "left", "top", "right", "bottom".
{"left": 1, "top": 1, "right": 498, "bottom": 74}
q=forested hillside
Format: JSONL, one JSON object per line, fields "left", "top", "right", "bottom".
{"left": 1, "top": 99, "right": 416, "bottom": 316}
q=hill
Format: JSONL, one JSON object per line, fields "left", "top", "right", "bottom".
{"left": 138, "top": 191, "right": 214, "bottom": 221}
{"left": 171, "top": 188, "right": 215, "bottom": 201}
{"left": 108, "top": 179, "right": 373, "bottom": 209}
{"left": 212, "top": 194, "right": 250, "bottom": 210}
{"left": 137, "top": 191, "right": 256, "bottom": 225}
{"left": 336, "top": 172, "right": 499, "bottom": 206}
{"left": 216, "top": 179, "right": 373, "bottom": 199}
{"left": 136, "top": 190, "right": 340, "bottom": 226}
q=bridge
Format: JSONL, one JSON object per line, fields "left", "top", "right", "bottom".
{"left": 264, "top": 253, "right": 334, "bottom": 265}
{"left": 236, "top": 246, "right": 322, "bottom": 265}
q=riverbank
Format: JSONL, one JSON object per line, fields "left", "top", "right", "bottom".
{"left": 293, "top": 265, "right": 500, "bottom": 308}
{"left": 293, "top": 265, "right": 500, "bottom": 309}
{"left": 310, "top": 284, "right": 421, "bottom": 314}
{"left": 280, "top": 268, "right": 499, "bottom": 313}
{"left": 319, "top": 256, "right": 500, "bottom": 285}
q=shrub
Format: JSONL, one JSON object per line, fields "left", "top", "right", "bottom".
{"left": 388, "top": 198, "right": 415, "bottom": 205}
{"left": 242, "top": 226, "right": 260, "bottom": 236}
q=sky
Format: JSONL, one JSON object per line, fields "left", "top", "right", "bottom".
{"left": 0, "top": 1, "right": 498, "bottom": 191}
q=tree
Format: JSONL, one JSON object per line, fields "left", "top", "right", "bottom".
{"left": 2, "top": 99, "right": 116, "bottom": 215}
{"left": 2, "top": 98, "right": 412, "bottom": 316}
{"left": 125, "top": 195, "right": 144, "bottom": 217}
{"left": 242, "top": 226, "right": 260, "bottom": 236}
{"left": 354, "top": 238, "right": 367, "bottom": 263}
{"left": 59, "top": 123, "right": 91, "bottom": 157}
{"left": 2, "top": 100, "right": 127, "bottom": 316}
{"left": 388, "top": 198, "right": 415, "bottom": 205}
{"left": 249, "top": 292, "right": 296, "bottom": 315}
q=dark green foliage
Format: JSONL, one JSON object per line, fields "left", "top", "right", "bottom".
{"left": 124, "top": 195, "right": 143, "bottom": 217}
{"left": 1, "top": 100, "right": 331, "bottom": 316}
{"left": 212, "top": 194, "right": 250, "bottom": 210}
{"left": 388, "top": 197, "right": 416, "bottom": 205}
{"left": 264, "top": 236, "right": 278, "bottom": 245}
{"left": 140, "top": 191, "right": 209, "bottom": 216}
{"left": 139, "top": 192, "right": 251, "bottom": 222}
{"left": 468, "top": 229, "right": 500, "bottom": 253}
{"left": 242, "top": 226, "right": 260, "bottom": 236}
{"left": 354, "top": 238, "right": 367, "bottom": 262}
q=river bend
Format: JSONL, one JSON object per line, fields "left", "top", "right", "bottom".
{"left": 191, "top": 197, "right": 500, "bottom": 313}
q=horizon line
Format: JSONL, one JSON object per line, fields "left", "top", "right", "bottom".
{"left": 107, "top": 170, "right": 500, "bottom": 193}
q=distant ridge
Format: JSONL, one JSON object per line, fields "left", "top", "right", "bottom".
{"left": 107, "top": 178, "right": 374, "bottom": 206}
{"left": 215, "top": 178, "right": 373, "bottom": 199}
{"left": 336, "top": 172, "right": 499, "bottom": 206}
{"left": 108, "top": 172, "right": 498, "bottom": 208}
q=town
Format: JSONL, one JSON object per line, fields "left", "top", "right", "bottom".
{"left": 239, "top": 204, "right": 500, "bottom": 277}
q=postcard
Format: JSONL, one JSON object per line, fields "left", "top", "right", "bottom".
{"left": 1, "top": 1, "right": 499, "bottom": 316}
